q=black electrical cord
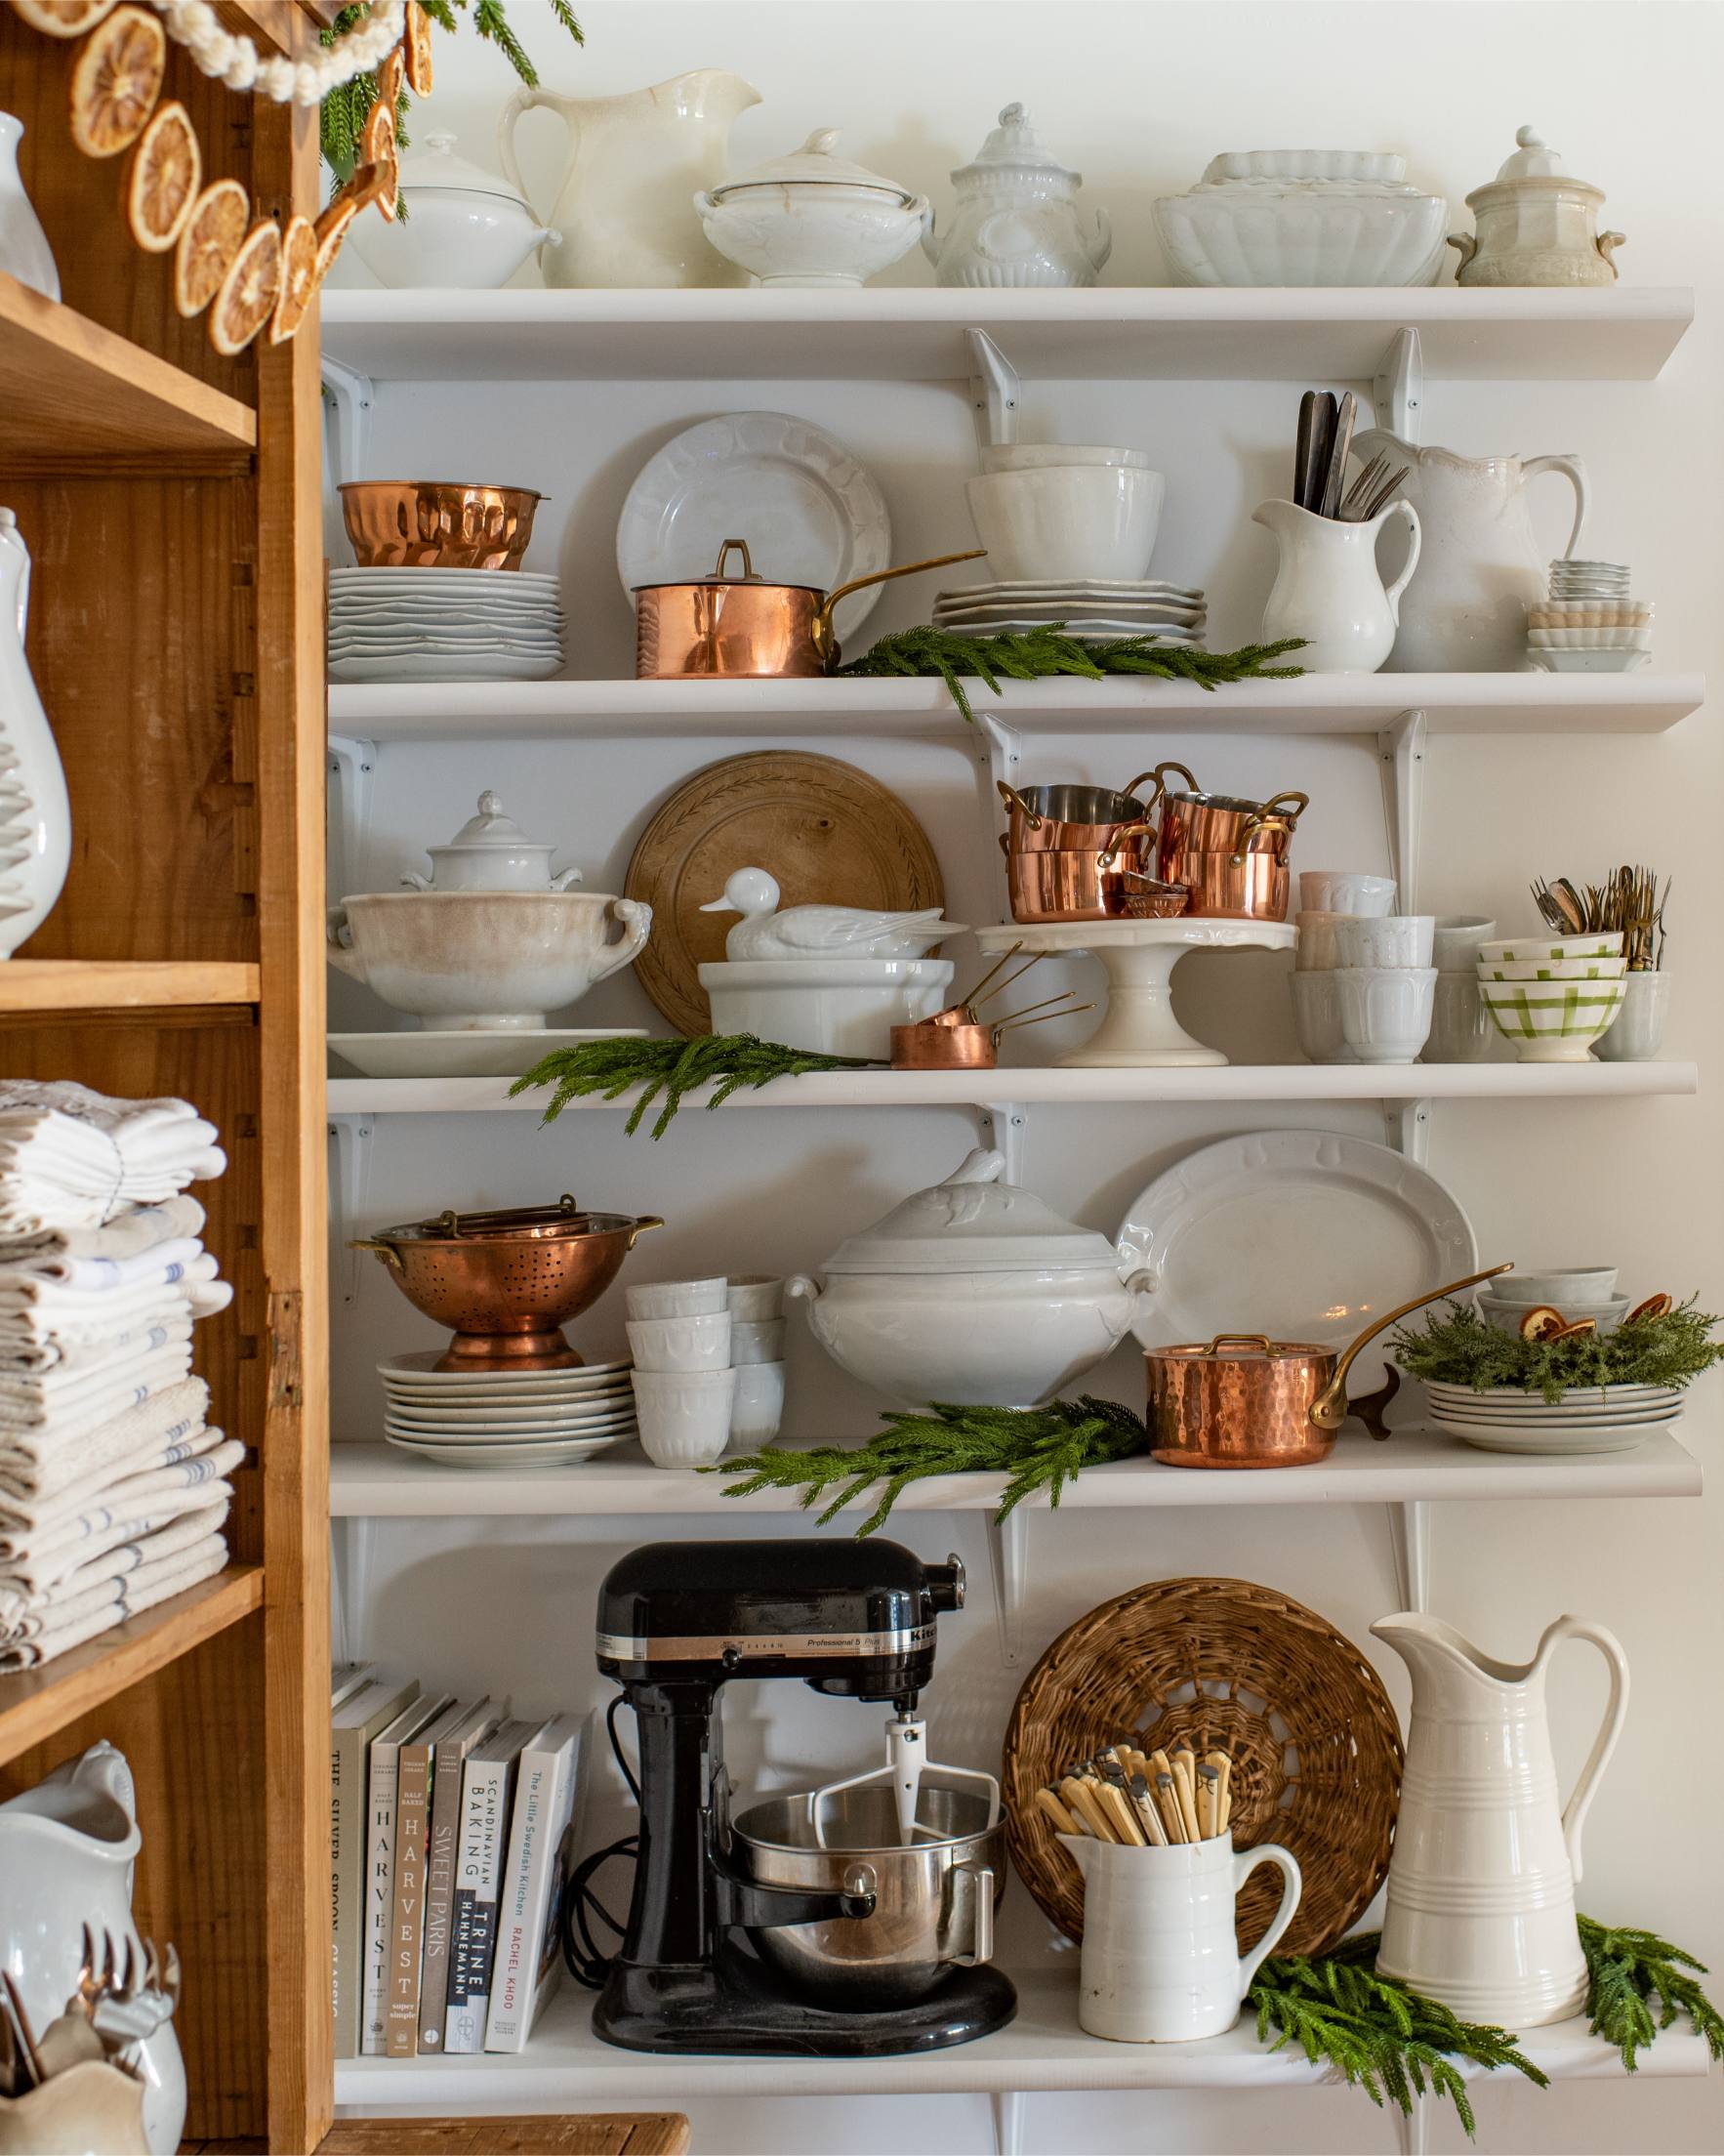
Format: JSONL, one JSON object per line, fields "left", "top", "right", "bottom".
{"left": 559, "top": 1691, "right": 641, "bottom": 1988}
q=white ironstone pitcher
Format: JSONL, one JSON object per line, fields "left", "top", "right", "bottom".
{"left": 0, "top": 509, "right": 69, "bottom": 957}
{"left": 1373, "top": 1611, "right": 1628, "bottom": 2026}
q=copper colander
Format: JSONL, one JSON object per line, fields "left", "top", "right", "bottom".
{"left": 351, "top": 1195, "right": 662, "bottom": 1368}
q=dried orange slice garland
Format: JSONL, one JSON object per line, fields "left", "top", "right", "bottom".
{"left": 36, "top": 0, "right": 427, "bottom": 349}
{"left": 126, "top": 98, "right": 201, "bottom": 252}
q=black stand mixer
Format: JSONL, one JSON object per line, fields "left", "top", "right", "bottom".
{"left": 582, "top": 1536, "right": 1017, "bottom": 2056}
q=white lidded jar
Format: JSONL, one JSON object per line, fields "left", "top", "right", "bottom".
{"left": 347, "top": 132, "right": 560, "bottom": 289}
{"left": 1451, "top": 127, "right": 1623, "bottom": 288}
{"left": 399, "top": 791, "right": 583, "bottom": 893}
{"left": 696, "top": 129, "right": 930, "bottom": 288}
{"left": 924, "top": 104, "right": 1111, "bottom": 288}
{"left": 786, "top": 1145, "right": 1152, "bottom": 1407}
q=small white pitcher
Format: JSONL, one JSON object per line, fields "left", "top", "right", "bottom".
{"left": 1060, "top": 1832, "right": 1302, "bottom": 2042}
{"left": 1254, "top": 496, "right": 1422, "bottom": 673}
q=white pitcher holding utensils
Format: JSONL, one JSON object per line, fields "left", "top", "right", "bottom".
{"left": 1254, "top": 496, "right": 1421, "bottom": 674}
{"left": 1351, "top": 432, "right": 1588, "bottom": 672}
{"left": 1373, "top": 1611, "right": 1629, "bottom": 2026}
{"left": 1059, "top": 1832, "right": 1301, "bottom": 2042}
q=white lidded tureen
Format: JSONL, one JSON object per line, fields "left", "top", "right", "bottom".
{"left": 1450, "top": 126, "right": 1623, "bottom": 287}
{"left": 923, "top": 103, "right": 1111, "bottom": 288}
{"left": 400, "top": 791, "right": 583, "bottom": 893}
{"left": 347, "top": 131, "right": 560, "bottom": 289}
{"left": 786, "top": 1147, "right": 1152, "bottom": 1407}
{"left": 1154, "top": 150, "right": 1448, "bottom": 287}
{"left": 695, "top": 129, "right": 930, "bottom": 287}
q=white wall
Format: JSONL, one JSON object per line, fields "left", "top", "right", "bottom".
{"left": 328, "top": 4, "right": 1724, "bottom": 2150}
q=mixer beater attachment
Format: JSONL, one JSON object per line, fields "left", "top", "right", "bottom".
{"left": 810, "top": 1714, "right": 1003, "bottom": 1848}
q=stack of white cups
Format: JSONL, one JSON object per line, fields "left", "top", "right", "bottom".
{"left": 1289, "top": 871, "right": 1396, "bottom": 1064}
{"left": 1333, "top": 910, "right": 1437, "bottom": 1063}
{"left": 625, "top": 1273, "right": 786, "bottom": 1468}
{"left": 1425, "top": 916, "right": 1497, "bottom": 1062}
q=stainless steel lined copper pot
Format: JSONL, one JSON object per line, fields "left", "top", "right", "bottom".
{"left": 1144, "top": 1263, "right": 1511, "bottom": 1469}
{"left": 634, "top": 538, "right": 984, "bottom": 679}
{"left": 996, "top": 773, "right": 1164, "bottom": 855}
{"left": 1149, "top": 762, "right": 1310, "bottom": 859}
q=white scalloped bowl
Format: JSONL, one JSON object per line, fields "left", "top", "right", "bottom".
{"left": 1154, "top": 153, "right": 1449, "bottom": 287}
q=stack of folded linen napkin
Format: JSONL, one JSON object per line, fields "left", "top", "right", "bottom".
{"left": 0, "top": 1083, "right": 238, "bottom": 1669}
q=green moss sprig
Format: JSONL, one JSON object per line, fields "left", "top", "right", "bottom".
{"left": 1391, "top": 1300, "right": 1724, "bottom": 1403}
{"left": 1580, "top": 1915, "right": 1724, "bottom": 2071}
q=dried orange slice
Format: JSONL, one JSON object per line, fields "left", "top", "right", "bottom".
{"left": 269, "top": 214, "right": 317, "bottom": 345}
{"left": 1625, "top": 1293, "right": 1673, "bottom": 1325}
{"left": 173, "top": 176, "right": 248, "bottom": 317}
{"left": 125, "top": 99, "right": 200, "bottom": 252}
{"left": 375, "top": 47, "right": 404, "bottom": 115}
{"left": 404, "top": 2, "right": 433, "bottom": 95}
{"left": 1518, "top": 1306, "right": 1567, "bottom": 1343}
{"left": 17, "top": 0, "right": 118, "bottom": 33}
{"left": 348, "top": 150, "right": 398, "bottom": 223}
{"left": 209, "top": 218, "right": 281, "bottom": 355}
{"left": 312, "top": 193, "right": 358, "bottom": 286}
{"left": 68, "top": 3, "right": 164, "bottom": 157}
{"left": 361, "top": 90, "right": 396, "bottom": 171}
{"left": 1551, "top": 1317, "right": 1597, "bottom": 1341}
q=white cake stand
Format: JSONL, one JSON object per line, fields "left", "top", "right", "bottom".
{"left": 972, "top": 918, "right": 1297, "bottom": 1066}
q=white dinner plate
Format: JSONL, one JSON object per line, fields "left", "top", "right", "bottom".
{"left": 330, "top": 567, "right": 561, "bottom": 589}
{"left": 1426, "top": 1401, "right": 1680, "bottom": 1429}
{"left": 1421, "top": 1381, "right": 1679, "bottom": 1410}
{"left": 386, "top": 1416, "right": 638, "bottom": 1442}
{"left": 616, "top": 411, "right": 890, "bottom": 642}
{"left": 379, "top": 1349, "right": 632, "bottom": 1386}
{"left": 330, "top": 1027, "right": 644, "bottom": 1080}
{"left": 330, "top": 606, "right": 565, "bottom": 628}
{"left": 1432, "top": 1418, "right": 1670, "bottom": 1455}
{"left": 936, "top": 578, "right": 1205, "bottom": 601}
{"left": 329, "top": 652, "right": 562, "bottom": 683}
{"left": 384, "top": 1432, "right": 631, "bottom": 1468}
{"left": 1120, "top": 1129, "right": 1476, "bottom": 1390}
{"left": 385, "top": 1394, "right": 636, "bottom": 1429}
{"left": 936, "top": 618, "right": 1203, "bottom": 643}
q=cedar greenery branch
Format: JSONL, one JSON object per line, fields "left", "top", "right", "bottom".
{"left": 1391, "top": 1299, "right": 1724, "bottom": 1403}
{"left": 511, "top": 1033, "right": 881, "bottom": 1140}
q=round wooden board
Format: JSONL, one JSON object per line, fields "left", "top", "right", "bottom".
{"left": 625, "top": 752, "right": 947, "bottom": 1036}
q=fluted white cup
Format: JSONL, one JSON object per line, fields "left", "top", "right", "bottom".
{"left": 1334, "top": 915, "right": 1435, "bottom": 970}
{"left": 1289, "top": 970, "right": 1355, "bottom": 1062}
{"left": 626, "top": 1311, "right": 732, "bottom": 1372}
{"left": 1337, "top": 966, "right": 1437, "bottom": 1063}
{"left": 632, "top": 1366, "right": 737, "bottom": 1466}
{"left": 1299, "top": 871, "right": 1396, "bottom": 915}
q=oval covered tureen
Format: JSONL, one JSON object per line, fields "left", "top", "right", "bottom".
{"left": 400, "top": 791, "right": 583, "bottom": 894}
{"left": 347, "top": 132, "right": 560, "bottom": 290}
{"left": 786, "top": 1146, "right": 1151, "bottom": 1407}
{"left": 696, "top": 129, "right": 929, "bottom": 288}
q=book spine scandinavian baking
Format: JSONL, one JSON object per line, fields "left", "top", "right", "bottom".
{"left": 330, "top": 1676, "right": 419, "bottom": 2060}
{"left": 443, "top": 1719, "right": 538, "bottom": 2056}
{"left": 484, "top": 1714, "right": 583, "bottom": 2052}
{"left": 419, "top": 1700, "right": 502, "bottom": 2053}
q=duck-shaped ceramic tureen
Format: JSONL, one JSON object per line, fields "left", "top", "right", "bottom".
{"left": 699, "top": 866, "right": 962, "bottom": 960}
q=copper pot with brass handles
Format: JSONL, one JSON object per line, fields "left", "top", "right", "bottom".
{"left": 634, "top": 537, "right": 985, "bottom": 680}
{"left": 1149, "top": 762, "right": 1310, "bottom": 863}
{"left": 1144, "top": 1263, "right": 1511, "bottom": 1468}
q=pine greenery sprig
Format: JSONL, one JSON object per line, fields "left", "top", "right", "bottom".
{"left": 1250, "top": 1936, "right": 1547, "bottom": 2135}
{"left": 1580, "top": 1914, "right": 1724, "bottom": 2071}
{"left": 708, "top": 1395, "right": 1147, "bottom": 1535}
{"left": 510, "top": 1033, "right": 881, "bottom": 1139}
{"left": 839, "top": 625, "right": 1306, "bottom": 725}
{"left": 1391, "top": 1300, "right": 1724, "bottom": 1402}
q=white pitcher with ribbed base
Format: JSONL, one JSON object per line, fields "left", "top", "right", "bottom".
{"left": 1374, "top": 1611, "right": 1629, "bottom": 2026}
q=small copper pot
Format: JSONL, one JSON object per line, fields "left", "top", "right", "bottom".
{"left": 634, "top": 538, "right": 984, "bottom": 679}
{"left": 1144, "top": 1264, "right": 1510, "bottom": 1468}
{"left": 1150, "top": 762, "right": 1310, "bottom": 858}
{"left": 1158, "top": 846, "right": 1291, "bottom": 921}
{"left": 1003, "top": 836, "right": 1186, "bottom": 923}
{"left": 997, "top": 774, "right": 1163, "bottom": 853}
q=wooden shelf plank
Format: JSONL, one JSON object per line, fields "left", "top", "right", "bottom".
{"left": 0, "top": 269, "right": 256, "bottom": 469}
{"left": 0, "top": 960, "right": 261, "bottom": 1016}
{"left": 0, "top": 1564, "right": 263, "bottom": 1767}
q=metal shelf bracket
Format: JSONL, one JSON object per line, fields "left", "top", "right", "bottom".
{"left": 328, "top": 734, "right": 379, "bottom": 902}
{"left": 967, "top": 327, "right": 1019, "bottom": 449}
{"left": 1382, "top": 1098, "right": 1432, "bottom": 1167}
{"left": 985, "top": 1505, "right": 1029, "bottom": 1670}
{"left": 1376, "top": 707, "right": 1427, "bottom": 911}
{"left": 1393, "top": 2088, "right": 1431, "bottom": 2156}
{"left": 1389, "top": 1500, "right": 1432, "bottom": 1614}
{"left": 990, "top": 2089, "right": 1026, "bottom": 2156}
{"left": 327, "top": 1115, "right": 376, "bottom": 1311}
{"left": 319, "top": 354, "right": 374, "bottom": 490}
{"left": 331, "top": 1514, "right": 380, "bottom": 1665}
{"left": 976, "top": 1101, "right": 1028, "bottom": 1185}
{"left": 1374, "top": 327, "right": 1423, "bottom": 442}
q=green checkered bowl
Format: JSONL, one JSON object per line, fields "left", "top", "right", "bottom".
{"left": 1480, "top": 956, "right": 1628, "bottom": 982}
{"left": 1477, "top": 933, "right": 1623, "bottom": 964}
{"left": 1478, "top": 976, "right": 1626, "bottom": 1060}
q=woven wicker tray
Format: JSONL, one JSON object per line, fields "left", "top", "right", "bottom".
{"left": 1003, "top": 1575, "right": 1403, "bottom": 1955}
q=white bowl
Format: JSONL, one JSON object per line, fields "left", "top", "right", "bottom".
{"left": 727, "top": 1274, "right": 784, "bottom": 1320}
{"left": 1336, "top": 966, "right": 1436, "bottom": 1063}
{"left": 728, "top": 1359, "right": 786, "bottom": 1447}
{"left": 1485, "top": 1266, "right": 1620, "bottom": 1306}
{"left": 1154, "top": 155, "right": 1449, "bottom": 287}
{"left": 1431, "top": 916, "right": 1496, "bottom": 972}
{"left": 631, "top": 1366, "right": 737, "bottom": 1467}
{"left": 978, "top": 443, "right": 1153, "bottom": 473}
{"left": 1478, "top": 977, "right": 1625, "bottom": 1060}
{"left": 730, "top": 1315, "right": 787, "bottom": 1366}
{"left": 1334, "top": 914, "right": 1435, "bottom": 969}
{"left": 1289, "top": 970, "right": 1354, "bottom": 1063}
{"left": 626, "top": 1311, "right": 733, "bottom": 1372}
{"left": 699, "top": 956, "right": 955, "bottom": 1059}
{"left": 1293, "top": 909, "right": 1359, "bottom": 973}
{"left": 1478, "top": 933, "right": 1621, "bottom": 964}
{"left": 1529, "top": 650, "right": 1651, "bottom": 675}
{"left": 1526, "top": 627, "right": 1653, "bottom": 650}
{"left": 625, "top": 1276, "right": 729, "bottom": 1319}
{"left": 1476, "top": 1293, "right": 1630, "bottom": 1338}
{"left": 964, "top": 465, "right": 1166, "bottom": 582}
{"left": 1421, "top": 974, "right": 1493, "bottom": 1063}
{"left": 1298, "top": 871, "right": 1396, "bottom": 916}
{"left": 696, "top": 177, "right": 928, "bottom": 289}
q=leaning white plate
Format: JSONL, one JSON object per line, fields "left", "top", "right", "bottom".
{"left": 329, "top": 652, "right": 562, "bottom": 683}
{"left": 384, "top": 1432, "right": 632, "bottom": 1468}
{"left": 379, "top": 1348, "right": 632, "bottom": 1385}
{"left": 1120, "top": 1128, "right": 1476, "bottom": 1391}
{"left": 1432, "top": 1418, "right": 1672, "bottom": 1455}
{"left": 330, "top": 1027, "right": 643, "bottom": 1080}
{"left": 616, "top": 411, "right": 889, "bottom": 642}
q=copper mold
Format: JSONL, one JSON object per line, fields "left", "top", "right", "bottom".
{"left": 339, "top": 480, "right": 543, "bottom": 570}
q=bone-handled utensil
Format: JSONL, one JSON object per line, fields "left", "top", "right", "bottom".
{"left": 1198, "top": 1762, "right": 1222, "bottom": 1839}
{"left": 1208, "top": 1751, "right": 1233, "bottom": 1835}
{"left": 1171, "top": 1755, "right": 1202, "bottom": 1843}
{"left": 1304, "top": 392, "right": 1336, "bottom": 517}
{"left": 1153, "top": 1769, "right": 1187, "bottom": 1843}
{"left": 1034, "top": 1785, "right": 1083, "bottom": 1838}
{"left": 1318, "top": 391, "right": 1357, "bottom": 520}
{"left": 1061, "top": 1774, "right": 1116, "bottom": 1843}
{"left": 1098, "top": 1779, "right": 1147, "bottom": 1845}
{"left": 1294, "top": 391, "right": 1318, "bottom": 511}
{"left": 1127, "top": 1771, "right": 1170, "bottom": 1846}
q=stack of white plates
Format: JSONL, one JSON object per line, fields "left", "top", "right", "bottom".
{"left": 329, "top": 568, "right": 564, "bottom": 684}
{"left": 379, "top": 1349, "right": 635, "bottom": 1468}
{"left": 930, "top": 578, "right": 1207, "bottom": 647}
{"left": 1422, "top": 1378, "right": 1683, "bottom": 1455}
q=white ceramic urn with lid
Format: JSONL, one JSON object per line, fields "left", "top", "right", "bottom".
{"left": 786, "top": 1146, "right": 1152, "bottom": 1406}
{"left": 696, "top": 129, "right": 930, "bottom": 287}
{"left": 1450, "top": 126, "right": 1623, "bottom": 286}
{"left": 347, "top": 131, "right": 560, "bottom": 289}
{"left": 400, "top": 791, "right": 582, "bottom": 893}
{"left": 923, "top": 103, "right": 1111, "bottom": 288}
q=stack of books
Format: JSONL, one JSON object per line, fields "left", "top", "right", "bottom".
{"left": 330, "top": 1664, "right": 585, "bottom": 2059}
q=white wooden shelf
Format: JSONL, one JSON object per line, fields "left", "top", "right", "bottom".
{"left": 331, "top": 1967, "right": 1711, "bottom": 2107}
{"left": 327, "top": 672, "right": 1703, "bottom": 742}
{"left": 319, "top": 286, "right": 1694, "bottom": 385}
{"left": 325, "top": 1060, "right": 1699, "bottom": 1117}
{"left": 329, "top": 1430, "right": 1702, "bottom": 1519}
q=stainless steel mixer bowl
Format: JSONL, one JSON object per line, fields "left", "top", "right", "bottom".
{"left": 728, "top": 1785, "right": 1005, "bottom": 2007}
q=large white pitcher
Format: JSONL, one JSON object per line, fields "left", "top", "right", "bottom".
{"left": 498, "top": 69, "right": 760, "bottom": 288}
{"left": 0, "top": 508, "right": 69, "bottom": 957}
{"left": 1351, "top": 431, "right": 1588, "bottom": 672}
{"left": 1060, "top": 1832, "right": 1301, "bottom": 2042}
{"left": 1374, "top": 1611, "right": 1628, "bottom": 2026}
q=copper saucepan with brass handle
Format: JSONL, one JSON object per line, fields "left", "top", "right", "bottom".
{"left": 634, "top": 537, "right": 986, "bottom": 680}
{"left": 1144, "top": 1263, "right": 1512, "bottom": 1469}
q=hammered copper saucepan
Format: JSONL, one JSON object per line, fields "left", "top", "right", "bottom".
{"left": 1144, "top": 1263, "right": 1512, "bottom": 1469}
